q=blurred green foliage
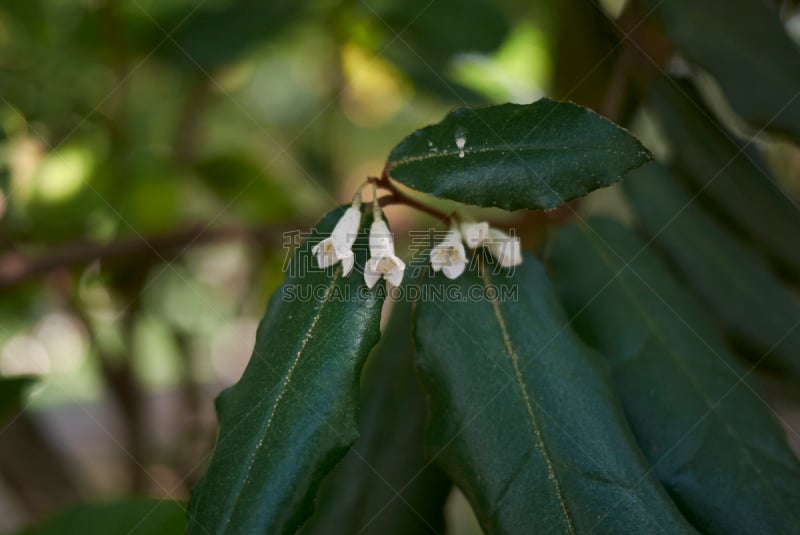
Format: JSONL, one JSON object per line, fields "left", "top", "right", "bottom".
{"left": 0, "top": 0, "right": 547, "bottom": 530}
{"left": 0, "top": 0, "right": 557, "bottom": 400}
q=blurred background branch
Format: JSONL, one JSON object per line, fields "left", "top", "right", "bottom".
{"left": 0, "top": 223, "right": 296, "bottom": 290}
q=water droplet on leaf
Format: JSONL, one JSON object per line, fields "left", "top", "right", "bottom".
{"left": 455, "top": 127, "right": 467, "bottom": 158}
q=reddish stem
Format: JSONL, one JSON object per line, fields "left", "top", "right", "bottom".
{"left": 368, "top": 176, "right": 452, "bottom": 224}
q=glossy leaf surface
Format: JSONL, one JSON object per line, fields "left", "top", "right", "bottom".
{"left": 624, "top": 164, "right": 800, "bottom": 377}
{"left": 414, "top": 254, "right": 694, "bottom": 534}
{"left": 300, "top": 299, "right": 450, "bottom": 535}
{"left": 549, "top": 217, "right": 800, "bottom": 534}
{"left": 385, "top": 100, "right": 651, "bottom": 211}
{"left": 187, "top": 207, "right": 385, "bottom": 534}
{"left": 649, "top": 81, "right": 800, "bottom": 274}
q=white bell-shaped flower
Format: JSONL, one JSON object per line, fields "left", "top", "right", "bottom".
{"left": 430, "top": 227, "right": 467, "bottom": 279}
{"left": 460, "top": 221, "right": 491, "bottom": 248}
{"left": 311, "top": 205, "right": 361, "bottom": 276}
{"left": 486, "top": 228, "right": 522, "bottom": 267}
{"left": 460, "top": 220, "right": 522, "bottom": 267}
{"left": 364, "top": 219, "right": 405, "bottom": 288}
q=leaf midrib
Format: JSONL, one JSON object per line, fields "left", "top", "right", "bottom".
{"left": 579, "top": 224, "right": 798, "bottom": 522}
{"left": 480, "top": 268, "right": 577, "bottom": 535}
{"left": 220, "top": 270, "right": 340, "bottom": 531}
{"left": 387, "top": 144, "right": 632, "bottom": 170}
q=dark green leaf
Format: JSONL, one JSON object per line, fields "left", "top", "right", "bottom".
{"left": 158, "top": 0, "right": 301, "bottom": 70}
{"left": 414, "top": 254, "right": 694, "bottom": 534}
{"left": 187, "top": 207, "right": 385, "bottom": 535}
{"left": 548, "top": 217, "right": 800, "bottom": 534}
{"left": 624, "top": 164, "right": 800, "bottom": 377}
{"left": 375, "top": 0, "right": 508, "bottom": 71}
{"left": 370, "top": 0, "right": 510, "bottom": 103}
{"left": 649, "top": 80, "right": 800, "bottom": 275}
{"left": 17, "top": 499, "right": 185, "bottom": 535}
{"left": 299, "top": 299, "right": 450, "bottom": 535}
{"left": 0, "top": 376, "right": 33, "bottom": 425}
{"left": 639, "top": 0, "right": 800, "bottom": 139}
{"left": 385, "top": 100, "right": 652, "bottom": 211}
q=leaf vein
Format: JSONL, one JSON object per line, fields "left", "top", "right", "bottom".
{"left": 579, "top": 223, "right": 800, "bottom": 521}
{"left": 387, "top": 145, "right": 621, "bottom": 170}
{"left": 480, "top": 267, "right": 577, "bottom": 535}
{"left": 220, "top": 269, "right": 340, "bottom": 530}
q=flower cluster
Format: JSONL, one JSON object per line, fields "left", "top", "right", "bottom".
{"left": 312, "top": 186, "right": 522, "bottom": 287}
{"left": 430, "top": 222, "right": 522, "bottom": 279}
